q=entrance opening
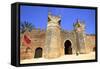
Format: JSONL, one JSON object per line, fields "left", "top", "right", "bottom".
{"left": 34, "top": 47, "right": 42, "bottom": 58}
{"left": 64, "top": 40, "right": 72, "bottom": 55}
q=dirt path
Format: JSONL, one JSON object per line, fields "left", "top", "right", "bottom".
{"left": 20, "top": 52, "right": 95, "bottom": 64}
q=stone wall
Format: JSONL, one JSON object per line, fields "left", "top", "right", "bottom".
{"left": 61, "top": 30, "right": 77, "bottom": 55}
{"left": 20, "top": 29, "right": 45, "bottom": 60}
{"left": 85, "top": 34, "right": 95, "bottom": 53}
{"left": 20, "top": 29, "right": 95, "bottom": 60}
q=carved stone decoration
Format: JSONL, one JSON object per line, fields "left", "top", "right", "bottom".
{"left": 74, "top": 20, "right": 86, "bottom": 54}
{"left": 44, "top": 14, "right": 61, "bottom": 59}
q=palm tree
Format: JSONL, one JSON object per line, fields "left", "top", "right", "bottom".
{"left": 20, "top": 21, "right": 35, "bottom": 33}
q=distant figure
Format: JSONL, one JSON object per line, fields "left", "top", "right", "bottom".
{"left": 76, "top": 52, "right": 79, "bottom": 56}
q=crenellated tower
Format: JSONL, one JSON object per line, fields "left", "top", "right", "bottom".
{"left": 43, "top": 13, "right": 61, "bottom": 58}
{"left": 74, "top": 19, "right": 86, "bottom": 54}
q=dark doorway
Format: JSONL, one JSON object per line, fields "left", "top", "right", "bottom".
{"left": 34, "top": 47, "right": 42, "bottom": 58}
{"left": 93, "top": 47, "right": 95, "bottom": 51}
{"left": 64, "top": 40, "right": 72, "bottom": 55}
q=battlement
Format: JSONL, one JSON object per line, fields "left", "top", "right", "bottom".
{"left": 31, "top": 28, "right": 46, "bottom": 32}
{"left": 48, "top": 13, "right": 61, "bottom": 27}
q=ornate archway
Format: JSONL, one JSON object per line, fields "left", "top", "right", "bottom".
{"left": 34, "top": 47, "right": 42, "bottom": 58}
{"left": 64, "top": 40, "right": 72, "bottom": 55}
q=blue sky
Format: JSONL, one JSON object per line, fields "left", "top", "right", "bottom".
{"left": 20, "top": 5, "right": 96, "bottom": 34}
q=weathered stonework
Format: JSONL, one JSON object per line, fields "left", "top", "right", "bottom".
{"left": 44, "top": 14, "right": 61, "bottom": 58}
{"left": 20, "top": 14, "right": 95, "bottom": 60}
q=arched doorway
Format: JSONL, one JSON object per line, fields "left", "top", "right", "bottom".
{"left": 34, "top": 47, "right": 42, "bottom": 58}
{"left": 64, "top": 40, "right": 72, "bottom": 55}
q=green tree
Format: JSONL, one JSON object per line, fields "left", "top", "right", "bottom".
{"left": 20, "top": 21, "right": 35, "bottom": 33}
